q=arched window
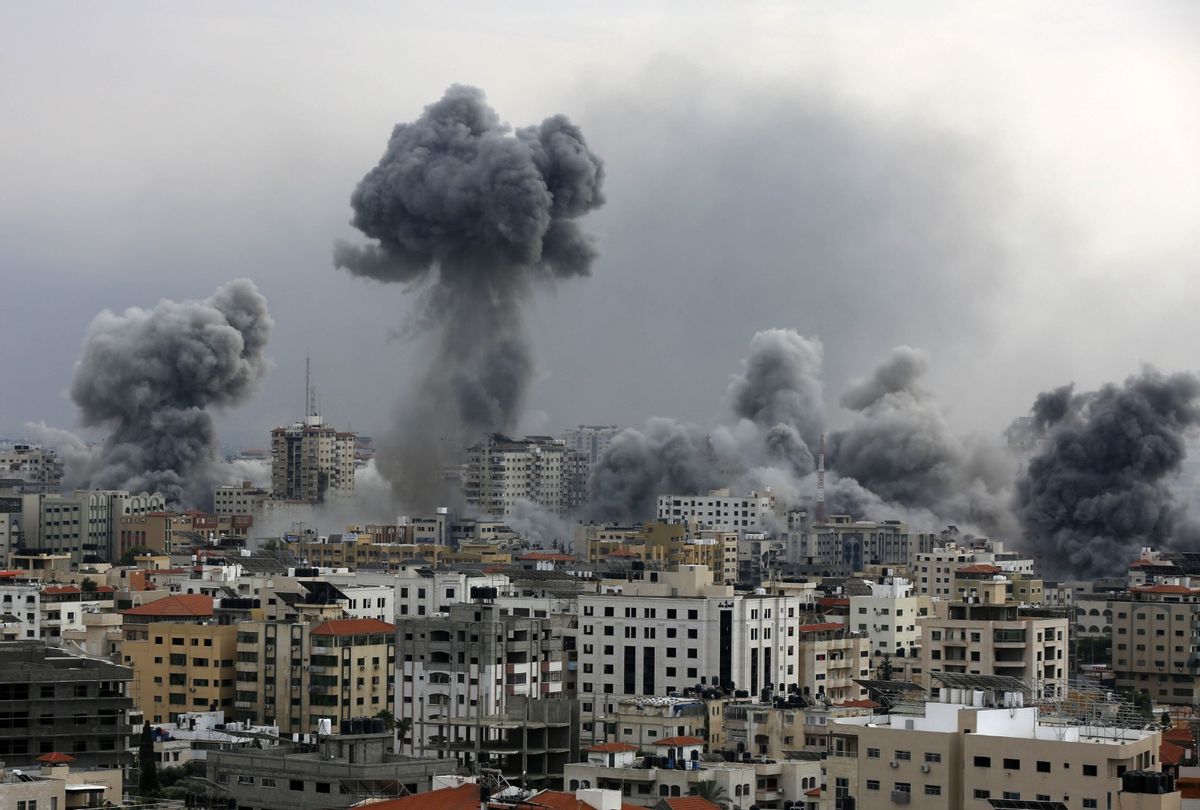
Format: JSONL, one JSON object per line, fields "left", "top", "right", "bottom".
{"left": 670, "top": 785, "right": 681, "bottom": 797}
{"left": 735, "top": 786, "right": 742, "bottom": 797}
{"left": 659, "top": 786, "right": 669, "bottom": 796}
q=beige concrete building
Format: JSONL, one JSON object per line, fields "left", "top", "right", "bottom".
{"left": 233, "top": 617, "right": 394, "bottom": 734}
{"left": 271, "top": 416, "right": 356, "bottom": 504}
{"left": 463, "top": 434, "right": 588, "bottom": 517}
{"left": 824, "top": 682, "right": 1174, "bottom": 810}
{"left": 120, "top": 594, "right": 238, "bottom": 724}
{"left": 921, "top": 580, "right": 1069, "bottom": 692}
{"left": 795, "top": 623, "right": 871, "bottom": 703}
{"left": 849, "top": 577, "right": 930, "bottom": 683}
{"left": 1110, "top": 584, "right": 1200, "bottom": 705}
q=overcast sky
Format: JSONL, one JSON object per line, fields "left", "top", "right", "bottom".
{"left": 2, "top": 1, "right": 1197, "bottom": 452}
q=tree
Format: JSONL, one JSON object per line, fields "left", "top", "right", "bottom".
{"left": 691, "top": 779, "right": 730, "bottom": 807}
{"left": 138, "top": 720, "right": 159, "bottom": 795}
{"left": 1163, "top": 709, "right": 1173, "bottom": 729}
{"left": 120, "top": 546, "right": 153, "bottom": 566}
{"left": 80, "top": 577, "right": 98, "bottom": 593}
{"left": 877, "top": 654, "right": 895, "bottom": 681}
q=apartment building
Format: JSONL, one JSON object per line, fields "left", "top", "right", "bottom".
{"left": 920, "top": 581, "right": 1069, "bottom": 692}
{"left": 794, "top": 624, "right": 872, "bottom": 702}
{"left": 848, "top": 577, "right": 930, "bottom": 681}
{"left": 462, "top": 434, "right": 588, "bottom": 517}
{"left": 232, "top": 617, "right": 394, "bottom": 735}
{"left": 0, "top": 640, "right": 135, "bottom": 769}
{"left": 0, "top": 581, "right": 40, "bottom": 639}
{"left": 562, "top": 425, "right": 622, "bottom": 466}
{"left": 396, "top": 599, "right": 573, "bottom": 757}
{"left": 298, "top": 531, "right": 441, "bottom": 570}
{"left": 0, "top": 444, "right": 63, "bottom": 493}
{"left": 1110, "top": 584, "right": 1200, "bottom": 705}
{"left": 213, "top": 480, "right": 271, "bottom": 518}
{"left": 120, "top": 595, "right": 237, "bottom": 724}
{"left": 656, "top": 489, "right": 776, "bottom": 532}
{"left": 576, "top": 567, "right": 818, "bottom": 704}
{"left": 824, "top": 678, "right": 1173, "bottom": 810}
{"left": 952, "top": 564, "right": 1044, "bottom": 604}
{"left": 22, "top": 489, "right": 166, "bottom": 562}
{"left": 271, "top": 416, "right": 356, "bottom": 504}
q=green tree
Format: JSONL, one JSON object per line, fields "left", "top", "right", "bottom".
{"left": 79, "top": 577, "right": 98, "bottom": 593}
{"left": 138, "top": 720, "right": 159, "bottom": 795}
{"left": 120, "top": 546, "right": 153, "bottom": 566}
{"left": 877, "top": 654, "right": 895, "bottom": 681}
{"left": 1163, "top": 709, "right": 1173, "bottom": 729}
{"left": 691, "top": 779, "right": 730, "bottom": 807}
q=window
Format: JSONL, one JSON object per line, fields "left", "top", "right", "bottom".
{"left": 924, "top": 752, "right": 941, "bottom": 763}
{"left": 1003, "top": 758, "right": 1020, "bottom": 770}
{"left": 1083, "top": 764, "right": 1097, "bottom": 777}
{"left": 290, "top": 780, "right": 304, "bottom": 791}
{"left": 867, "top": 747, "right": 880, "bottom": 758}
{"left": 316, "top": 783, "right": 330, "bottom": 794}
{"left": 893, "top": 783, "right": 911, "bottom": 794}
{"left": 974, "top": 790, "right": 991, "bottom": 800}
{"left": 261, "top": 778, "right": 276, "bottom": 787}
{"left": 974, "top": 756, "right": 991, "bottom": 767}
{"left": 1083, "top": 800, "right": 1097, "bottom": 809}
{"left": 866, "top": 780, "right": 880, "bottom": 790}
{"left": 1003, "top": 792, "right": 1021, "bottom": 801}
{"left": 894, "top": 750, "right": 911, "bottom": 761}
{"left": 1037, "top": 761, "right": 1051, "bottom": 773}
{"left": 925, "top": 785, "right": 942, "bottom": 796}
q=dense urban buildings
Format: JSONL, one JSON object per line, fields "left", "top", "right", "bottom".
{"left": 463, "top": 434, "right": 589, "bottom": 517}
{"left": 562, "top": 425, "right": 622, "bottom": 466}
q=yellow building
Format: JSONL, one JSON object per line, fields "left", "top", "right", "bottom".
{"left": 298, "top": 532, "right": 442, "bottom": 569}
{"left": 440, "top": 542, "right": 512, "bottom": 565}
{"left": 583, "top": 522, "right": 738, "bottom": 584}
{"left": 233, "top": 617, "right": 395, "bottom": 734}
{"left": 120, "top": 594, "right": 238, "bottom": 724}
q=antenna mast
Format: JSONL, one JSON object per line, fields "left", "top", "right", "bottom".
{"left": 815, "top": 432, "right": 826, "bottom": 523}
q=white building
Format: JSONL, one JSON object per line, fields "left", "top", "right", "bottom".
{"left": 656, "top": 489, "right": 777, "bottom": 532}
{"left": 849, "top": 577, "right": 930, "bottom": 680}
{"left": 576, "top": 566, "right": 817, "bottom": 708}
{"left": 0, "top": 443, "right": 63, "bottom": 492}
{"left": 0, "top": 582, "right": 40, "bottom": 639}
{"left": 562, "top": 425, "right": 622, "bottom": 466}
{"left": 462, "top": 434, "right": 588, "bottom": 517}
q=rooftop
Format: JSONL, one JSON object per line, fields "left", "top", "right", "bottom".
{"left": 311, "top": 618, "right": 395, "bottom": 636}
{"left": 121, "top": 594, "right": 214, "bottom": 618}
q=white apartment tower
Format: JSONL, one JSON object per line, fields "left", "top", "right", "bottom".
{"left": 462, "top": 434, "right": 588, "bottom": 517}
{"left": 270, "top": 415, "right": 356, "bottom": 504}
{"left": 656, "top": 489, "right": 777, "bottom": 532}
{"left": 562, "top": 425, "right": 621, "bottom": 466}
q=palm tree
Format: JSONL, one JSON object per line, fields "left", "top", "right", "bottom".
{"left": 691, "top": 778, "right": 730, "bottom": 807}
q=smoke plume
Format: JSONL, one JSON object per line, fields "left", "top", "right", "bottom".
{"left": 829, "top": 346, "right": 1015, "bottom": 536}
{"left": 588, "top": 330, "right": 824, "bottom": 522}
{"left": 335, "top": 85, "right": 605, "bottom": 508}
{"left": 67, "top": 279, "right": 273, "bottom": 506}
{"left": 1015, "top": 369, "right": 1200, "bottom": 577}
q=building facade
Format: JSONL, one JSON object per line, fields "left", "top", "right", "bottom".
{"left": 655, "top": 490, "right": 776, "bottom": 532}
{"left": 462, "top": 434, "right": 588, "bottom": 517}
{"left": 270, "top": 416, "right": 356, "bottom": 504}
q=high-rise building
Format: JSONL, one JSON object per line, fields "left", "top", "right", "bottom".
{"left": 562, "top": 425, "right": 621, "bottom": 466}
{"left": 462, "top": 434, "right": 588, "bottom": 517}
{"left": 270, "top": 416, "right": 356, "bottom": 504}
{"left": 0, "top": 444, "right": 63, "bottom": 493}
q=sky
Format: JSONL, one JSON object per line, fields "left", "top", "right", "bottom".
{"left": 1, "top": 1, "right": 1198, "bottom": 453}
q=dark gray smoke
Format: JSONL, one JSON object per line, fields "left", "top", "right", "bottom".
{"left": 68, "top": 279, "right": 273, "bottom": 505}
{"left": 335, "top": 85, "right": 605, "bottom": 507}
{"left": 829, "top": 346, "right": 1015, "bottom": 536}
{"left": 588, "top": 330, "right": 824, "bottom": 521}
{"left": 1015, "top": 369, "right": 1200, "bottom": 577}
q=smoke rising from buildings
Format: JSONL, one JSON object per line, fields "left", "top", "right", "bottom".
{"left": 66, "top": 279, "right": 273, "bottom": 506}
{"left": 334, "top": 85, "right": 605, "bottom": 508}
{"left": 829, "top": 346, "right": 1016, "bottom": 537}
{"left": 589, "top": 333, "right": 1016, "bottom": 538}
{"left": 1014, "top": 369, "right": 1200, "bottom": 578}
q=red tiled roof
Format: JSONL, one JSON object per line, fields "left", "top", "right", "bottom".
{"left": 805, "top": 788, "right": 822, "bottom": 797}
{"left": 311, "top": 618, "right": 395, "bottom": 636}
{"left": 530, "top": 791, "right": 642, "bottom": 810}
{"left": 818, "top": 597, "right": 850, "bottom": 607}
{"left": 1133, "top": 584, "right": 1195, "bottom": 594}
{"left": 662, "top": 799, "right": 723, "bottom": 810}
{"left": 957, "top": 564, "right": 1002, "bottom": 574}
{"left": 1164, "top": 726, "right": 1195, "bottom": 745}
{"left": 1161, "top": 740, "right": 1187, "bottom": 766}
{"left": 587, "top": 742, "right": 639, "bottom": 753}
{"left": 42, "top": 585, "right": 80, "bottom": 595}
{"left": 1129, "top": 559, "right": 1156, "bottom": 568}
{"left": 796, "top": 622, "right": 846, "bottom": 633}
{"left": 651, "top": 735, "right": 705, "bottom": 746}
{"left": 365, "top": 783, "right": 478, "bottom": 810}
{"left": 606, "top": 549, "right": 637, "bottom": 557}
{"left": 36, "top": 752, "right": 75, "bottom": 764}
{"left": 520, "top": 553, "right": 576, "bottom": 562}
{"left": 96, "top": 585, "right": 115, "bottom": 593}
{"left": 837, "top": 699, "right": 881, "bottom": 709}
{"left": 122, "top": 594, "right": 213, "bottom": 617}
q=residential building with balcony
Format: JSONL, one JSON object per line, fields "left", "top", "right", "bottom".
{"left": 1109, "top": 584, "right": 1200, "bottom": 705}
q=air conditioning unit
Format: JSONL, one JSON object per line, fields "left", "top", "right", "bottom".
{"left": 920, "top": 764, "right": 930, "bottom": 773}
{"left": 890, "top": 761, "right": 899, "bottom": 768}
